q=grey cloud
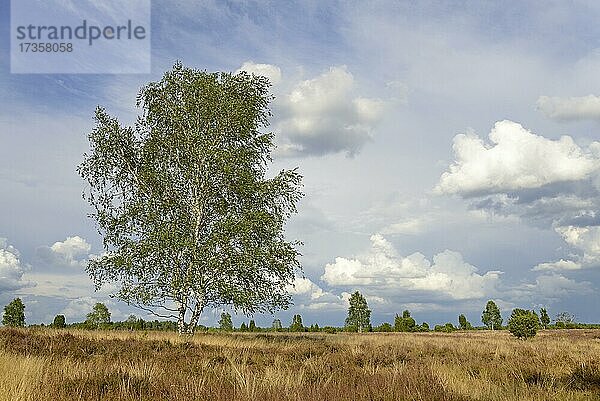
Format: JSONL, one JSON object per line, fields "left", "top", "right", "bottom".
{"left": 537, "top": 95, "right": 600, "bottom": 121}
{"left": 35, "top": 236, "right": 92, "bottom": 269}
{"left": 518, "top": 273, "right": 593, "bottom": 302}
{"left": 274, "top": 66, "right": 386, "bottom": 157}
{"left": 468, "top": 182, "right": 600, "bottom": 229}
{"left": 508, "top": 180, "right": 600, "bottom": 204}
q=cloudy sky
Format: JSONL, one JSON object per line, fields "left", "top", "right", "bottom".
{"left": 2, "top": 1, "right": 600, "bottom": 328}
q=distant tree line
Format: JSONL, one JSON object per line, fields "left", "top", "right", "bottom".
{"left": 2, "top": 296, "right": 597, "bottom": 339}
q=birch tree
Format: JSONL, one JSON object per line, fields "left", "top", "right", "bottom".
{"left": 345, "top": 291, "right": 371, "bottom": 333}
{"left": 481, "top": 300, "right": 503, "bottom": 330}
{"left": 86, "top": 302, "right": 111, "bottom": 329}
{"left": 78, "top": 62, "right": 303, "bottom": 334}
{"left": 2, "top": 298, "right": 25, "bottom": 327}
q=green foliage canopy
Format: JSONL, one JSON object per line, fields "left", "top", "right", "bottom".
{"left": 290, "top": 314, "right": 304, "bottom": 332}
{"left": 271, "top": 319, "right": 282, "bottom": 331}
{"left": 458, "top": 314, "right": 473, "bottom": 330}
{"left": 508, "top": 309, "right": 539, "bottom": 339}
{"left": 395, "top": 310, "right": 417, "bottom": 332}
{"left": 86, "top": 303, "right": 111, "bottom": 329}
{"left": 345, "top": 291, "right": 371, "bottom": 333}
{"left": 52, "top": 314, "right": 66, "bottom": 328}
{"left": 218, "top": 312, "right": 233, "bottom": 331}
{"left": 539, "top": 308, "right": 550, "bottom": 329}
{"left": 482, "top": 300, "right": 503, "bottom": 330}
{"left": 2, "top": 298, "right": 25, "bottom": 327}
{"left": 555, "top": 312, "right": 576, "bottom": 328}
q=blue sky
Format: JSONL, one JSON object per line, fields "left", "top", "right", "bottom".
{"left": 2, "top": 0, "right": 600, "bottom": 328}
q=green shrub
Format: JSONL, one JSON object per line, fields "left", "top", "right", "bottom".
{"left": 508, "top": 309, "right": 539, "bottom": 339}
{"left": 394, "top": 310, "right": 417, "bottom": 332}
{"left": 375, "top": 322, "right": 393, "bottom": 332}
{"left": 433, "top": 323, "right": 456, "bottom": 333}
{"left": 52, "top": 315, "right": 66, "bottom": 328}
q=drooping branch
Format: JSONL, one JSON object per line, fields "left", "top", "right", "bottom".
{"left": 130, "top": 303, "right": 179, "bottom": 320}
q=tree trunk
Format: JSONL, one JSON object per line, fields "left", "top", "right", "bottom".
{"left": 186, "top": 297, "right": 205, "bottom": 334}
{"left": 177, "top": 302, "right": 187, "bottom": 335}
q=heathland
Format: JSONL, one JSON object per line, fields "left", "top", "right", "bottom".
{"left": 1, "top": 328, "right": 599, "bottom": 400}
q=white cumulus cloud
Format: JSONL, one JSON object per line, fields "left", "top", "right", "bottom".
{"left": 287, "top": 276, "right": 346, "bottom": 311}
{"left": 234, "top": 63, "right": 388, "bottom": 157}
{"left": 557, "top": 225, "right": 600, "bottom": 258}
{"left": 287, "top": 276, "right": 325, "bottom": 299}
{"left": 321, "top": 234, "right": 502, "bottom": 300}
{"left": 534, "top": 225, "right": 600, "bottom": 271}
{"left": 276, "top": 66, "right": 385, "bottom": 157}
{"left": 36, "top": 236, "right": 92, "bottom": 269}
{"left": 236, "top": 61, "right": 282, "bottom": 85}
{"left": 0, "top": 238, "right": 35, "bottom": 293}
{"left": 437, "top": 121, "right": 600, "bottom": 274}
{"left": 436, "top": 120, "right": 598, "bottom": 195}
{"left": 533, "top": 259, "right": 582, "bottom": 272}
{"left": 537, "top": 95, "right": 600, "bottom": 121}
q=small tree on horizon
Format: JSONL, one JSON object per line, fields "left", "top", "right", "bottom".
{"left": 555, "top": 312, "right": 576, "bottom": 328}
{"left": 125, "top": 314, "right": 137, "bottom": 330}
{"left": 376, "top": 322, "right": 393, "bottom": 332}
{"left": 271, "top": 319, "right": 282, "bottom": 331}
{"left": 86, "top": 303, "right": 111, "bottom": 329}
{"left": 434, "top": 323, "right": 457, "bottom": 333}
{"left": 458, "top": 314, "right": 472, "bottom": 330}
{"left": 395, "top": 310, "right": 416, "bottom": 332}
{"left": 249, "top": 320, "right": 257, "bottom": 332}
{"left": 290, "top": 314, "right": 304, "bottom": 332}
{"left": 482, "top": 300, "right": 502, "bottom": 330}
{"left": 345, "top": 291, "right": 371, "bottom": 333}
{"left": 219, "top": 312, "right": 233, "bottom": 331}
{"left": 52, "top": 314, "right": 66, "bottom": 329}
{"left": 539, "top": 308, "right": 550, "bottom": 329}
{"left": 2, "top": 298, "right": 25, "bottom": 327}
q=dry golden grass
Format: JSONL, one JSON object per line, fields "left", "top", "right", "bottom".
{"left": 1, "top": 328, "right": 599, "bottom": 400}
{"left": 0, "top": 350, "right": 45, "bottom": 401}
